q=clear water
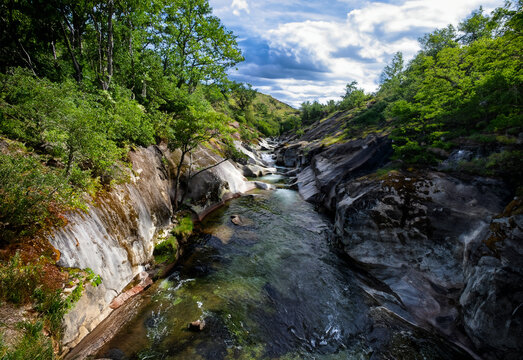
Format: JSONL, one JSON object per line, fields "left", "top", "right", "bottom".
{"left": 97, "top": 188, "right": 470, "bottom": 360}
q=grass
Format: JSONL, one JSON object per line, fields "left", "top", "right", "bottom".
{"left": 0, "top": 321, "right": 54, "bottom": 360}
{"left": 154, "top": 216, "right": 194, "bottom": 265}
{"left": 173, "top": 216, "right": 194, "bottom": 237}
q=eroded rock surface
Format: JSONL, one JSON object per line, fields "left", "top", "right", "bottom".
{"left": 460, "top": 198, "right": 523, "bottom": 359}
{"left": 50, "top": 143, "right": 258, "bottom": 353}
{"left": 280, "top": 129, "right": 521, "bottom": 358}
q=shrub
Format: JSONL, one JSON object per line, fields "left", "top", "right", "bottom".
{"left": 0, "top": 252, "right": 40, "bottom": 304}
{"left": 0, "top": 153, "right": 77, "bottom": 244}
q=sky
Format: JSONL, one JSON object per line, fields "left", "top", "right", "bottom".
{"left": 208, "top": 0, "right": 506, "bottom": 108}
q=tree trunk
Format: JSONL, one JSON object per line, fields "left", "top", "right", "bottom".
{"left": 60, "top": 19, "right": 82, "bottom": 83}
{"left": 65, "top": 147, "right": 75, "bottom": 178}
{"left": 106, "top": 0, "right": 114, "bottom": 90}
{"left": 173, "top": 150, "right": 186, "bottom": 211}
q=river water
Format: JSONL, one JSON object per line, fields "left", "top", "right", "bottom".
{"left": 96, "top": 174, "right": 470, "bottom": 360}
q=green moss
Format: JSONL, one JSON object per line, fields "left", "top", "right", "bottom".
{"left": 154, "top": 236, "right": 179, "bottom": 264}
{"left": 321, "top": 132, "right": 347, "bottom": 146}
{"left": 173, "top": 216, "right": 194, "bottom": 237}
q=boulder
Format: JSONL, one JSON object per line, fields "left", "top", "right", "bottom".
{"left": 254, "top": 181, "right": 275, "bottom": 190}
{"left": 242, "top": 164, "right": 275, "bottom": 178}
{"left": 295, "top": 135, "right": 392, "bottom": 211}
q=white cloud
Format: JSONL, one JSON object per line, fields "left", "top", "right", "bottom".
{"left": 211, "top": 0, "right": 506, "bottom": 107}
{"left": 231, "top": 0, "right": 249, "bottom": 16}
{"left": 258, "top": 0, "right": 503, "bottom": 106}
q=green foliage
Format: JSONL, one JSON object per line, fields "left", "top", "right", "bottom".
{"left": 419, "top": 25, "right": 458, "bottom": 56}
{"left": 339, "top": 81, "right": 368, "bottom": 111}
{"left": 300, "top": 101, "right": 327, "bottom": 126}
{"left": 0, "top": 252, "right": 40, "bottom": 304}
{"left": 459, "top": 150, "right": 523, "bottom": 186}
{"left": 0, "top": 252, "right": 89, "bottom": 340}
{"left": 0, "top": 152, "right": 77, "bottom": 244}
{"left": 84, "top": 268, "right": 102, "bottom": 287}
{"left": 156, "top": 0, "right": 243, "bottom": 90}
{"left": 280, "top": 116, "right": 302, "bottom": 133}
{"left": 0, "top": 70, "right": 131, "bottom": 183}
{"left": 32, "top": 288, "right": 68, "bottom": 337}
{"left": 458, "top": 7, "right": 495, "bottom": 44}
{"left": 231, "top": 82, "right": 257, "bottom": 111}
{"left": 154, "top": 236, "right": 179, "bottom": 264}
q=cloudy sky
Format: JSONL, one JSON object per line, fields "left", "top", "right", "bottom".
{"left": 208, "top": 0, "right": 505, "bottom": 108}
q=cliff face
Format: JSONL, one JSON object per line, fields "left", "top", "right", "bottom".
{"left": 49, "top": 144, "right": 256, "bottom": 352}
{"left": 277, "top": 125, "right": 522, "bottom": 358}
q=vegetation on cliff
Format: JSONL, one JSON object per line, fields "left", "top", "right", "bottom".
{"left": 0, "top": 0, "right": 294, "bottom": 246}
{"left": 293, "top": 2, "right": 522, "bottom": 191}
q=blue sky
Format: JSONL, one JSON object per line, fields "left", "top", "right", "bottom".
{"left": 208, "top": 0, "right": 506, "bottom": 107}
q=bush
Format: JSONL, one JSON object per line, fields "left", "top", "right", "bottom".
{"left": 0, "top": 153, "right": 78, "bottom": 244}
{"left": 0, "top": 252, "right": 40, "bottom": 304}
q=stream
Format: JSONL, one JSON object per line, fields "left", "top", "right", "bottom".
{"left": 96, "top": 170, "right": 471, "bottom": 360}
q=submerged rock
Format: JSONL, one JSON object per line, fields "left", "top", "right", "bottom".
{"left": 230, "top": 214, "right": 254, "bottom": 227}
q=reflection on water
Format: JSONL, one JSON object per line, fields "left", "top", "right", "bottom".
{"left": 97, "top": 189, "right": 471, "bottom": 360}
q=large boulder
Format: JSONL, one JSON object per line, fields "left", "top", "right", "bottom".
{"left": 242, "top": 164, "right": 276, "bottom": 178}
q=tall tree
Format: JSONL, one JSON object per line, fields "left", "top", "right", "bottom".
{"left": 157, "top": 0, "right": 243, "bottom": 91}
{"left": 419, "top": 25, "right": 458, "bottom": 56}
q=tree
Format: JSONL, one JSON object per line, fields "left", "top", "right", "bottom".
{"left": 232, "top": 82, "right": 257, "bottom": 111}
{"left": 419, "top": 25, "right": 458, "bottom": 56}
{"left": 458, "top": 7, "right": 493, "bottom": 44}
{"left": 156, "top": 0, "right": 244, "bottom": 91}
{"left": 380, "top": 52, "right": 404, "bottom": 84}
{"left": 339, "top": 81, "right": 367, "bottom": 111}
{"left": 166, "top": 104, "right": 229, "bottom": 210}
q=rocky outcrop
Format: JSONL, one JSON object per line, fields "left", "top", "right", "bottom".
{"left": 277, "top": 135, "right": 393, "bottom": 211}
{"left": 333, "top": 172, "right": 509, "bottom": 344}
{"left": 280, "top": 129, "right": 521, "bottom": 358}
{"left": 460, "top": 198, "right": 523, "bottom": 359}
{"left": 49, "top": 144, "right": 257, "bottom": 353}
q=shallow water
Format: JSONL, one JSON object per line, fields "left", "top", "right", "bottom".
{"left": 97, "top": 187, "right": 470, "bottom": 360}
